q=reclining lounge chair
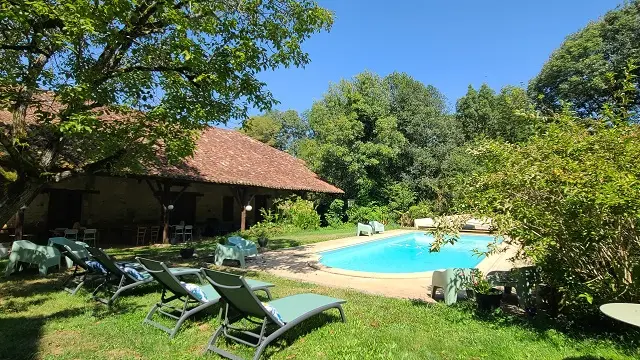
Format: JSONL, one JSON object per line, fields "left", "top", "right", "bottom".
{"left": 86, "top": 247, "right": 200, "bottom": 308}
{"left": 137, "top": 257, "right": 274, "bottom": 339}
{"left": 50, "top": 242, "right": 99, "bottom": 295}
{"left": 201, "top": 268, "right": 346, "bottom": 360}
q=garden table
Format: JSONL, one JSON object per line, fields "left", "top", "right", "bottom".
{"left": 600, "top": 303, "right": 640, "bottom": 328}
{"left": 5, "top": 240, "right": 61, "bottom": 276}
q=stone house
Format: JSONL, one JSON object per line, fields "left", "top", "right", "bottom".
{"left": 8, "top": 127, "right": 343, "bottom": 245}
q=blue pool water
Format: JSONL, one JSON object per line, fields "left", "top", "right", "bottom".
{"left": 319, "top": 232, "right": 493, "bottom": 273}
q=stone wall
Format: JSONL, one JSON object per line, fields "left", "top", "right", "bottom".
{"left": 17, "top": 175, "right": 291, "bottom": 242}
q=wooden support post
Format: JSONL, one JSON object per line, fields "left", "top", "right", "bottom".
{"left": 14, "top": 207, "right": 25, "bottom": 240}
{"left": 147, "top": 179, "right": 174, "bottom": 244}
{"left": 161, "top": 182, "right": 171, "bottom": 244}
{"left": 232, "top": 187, "right": 249, "bottom": 231}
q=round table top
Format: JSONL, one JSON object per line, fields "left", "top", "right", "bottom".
{"left": 600, "top": 303, "right": 640, "bottom": 328}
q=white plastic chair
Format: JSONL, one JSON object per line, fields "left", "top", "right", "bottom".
{"left": 136, "top": 226, "right": 147, "bottom": 246}
{"left": 64, "top": 229, "right": 79, "bottom": 241}
{"left": 83, "top": 228, "right": 97, "bottom": 246}
{"left": 150, "top": 226, "right": 160, "bottom": 244}
{"left": 184, "top": 225, "right": 193, "bottom": 242}
{"left": 174, "top": 226, "right": 185, "bottom": 242}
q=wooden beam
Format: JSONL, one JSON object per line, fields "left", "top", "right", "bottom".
{"left": 152, "top": 191, "right": 203, "bottom": 197}
{"left": 42, "top": 188, "right": 100, "bottom": 194}
{"left": 231, "top": 186, "right": 249, "bottom": 231}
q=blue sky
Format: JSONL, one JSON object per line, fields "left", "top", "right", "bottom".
{"left": 234, "top": 0, "right": 622, "bottom": 126}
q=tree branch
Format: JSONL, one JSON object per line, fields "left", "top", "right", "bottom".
{"left": 0, "top": 44, "right": 49, "bottom": 56}
{"left": 50, "top": 149, "right": 128, "bottom": 182}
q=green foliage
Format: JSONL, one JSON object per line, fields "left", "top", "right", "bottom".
{"left": 324, "top": 199, "right": 345, "bottom": 228}
{"left": 0, "top": 0, "right": 333, "bottom": 224}
{"left": 529, "top": 0, "right": 640, "bottom": 117}
{"left": 466, "top": 270, "right": 494, "bottom": 295}
{"left": 246, "top": 196, "right": 321, "bottom": 237}
{"left": 385, "top": 73, "right": 463, "bottom": 199}
{"left": 448, "top": 113, "right": 640, "bottom": 319}
{"left": 456, "top": 84, "right": 537, "bottom": 143}
{"left": 385, "top": 182, "right": 416, "bottom": 215}
{"left": 346, "top": 204, "right": 391, "bottom": 225}
{"left": 399, "top": 201, "right": 434, "bottom": 227}
{"left": 297, "top": 71, "right": 408, "bottom": 203}
{"left": 240, "top": 109, "right": 308, "bottom": 153}
{"left": 298, "top": 71, "right": 463, "bottom": 204}
{"left": 277, "top": 196, "right": 321, "bottom": 230}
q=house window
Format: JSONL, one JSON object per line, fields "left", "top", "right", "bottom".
{"left": 222, "top": 196, "right": 234, "bottom": 221}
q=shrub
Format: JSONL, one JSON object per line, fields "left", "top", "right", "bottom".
{"left": 399, "top": 201, "right": 434, "bottom": 227}
{"left": 325, "top": 199, "right": 345, "bottom": 228}
{"left": 347, "top": 204, "right": 391, "bottom": 225}
{"left": 385, "top": 182, "right": 416, "bottom": 215}
{"left": 276, "top": 196, "right": 320, "bottom": 230}
{"left": 447, "top": 116, "right": 640, "bottom": 320}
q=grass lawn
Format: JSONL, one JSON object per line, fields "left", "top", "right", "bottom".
{"left": 267, "top": 224, "right": 400, "bottom": 249}
{"left": 1, "top": 248, "right": 639, "bottom": 360}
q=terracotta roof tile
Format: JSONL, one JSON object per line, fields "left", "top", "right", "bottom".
{"left": 149, "top": 127, "right": 343, "bottom": 193}
{"left": 1, "top": 93, "right": 343, "bottom": 194}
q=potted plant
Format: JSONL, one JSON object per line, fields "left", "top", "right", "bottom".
{"left": 255, "top": 228, "right": 269, "bottom": 248}
{"left": 469, "top": 270, "right": 503, "bottom": 311}
{"left": 179, "top": 245, "right": 195, "bottom": 259}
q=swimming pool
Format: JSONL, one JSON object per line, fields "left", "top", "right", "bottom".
{"left": 319, "top": 232, "right": 493, "bottom": 273}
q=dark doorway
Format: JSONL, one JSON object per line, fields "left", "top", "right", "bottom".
{"left": 172, "top": 193, "right": 197, "bottom": 225}
{"left": 254, "top": 195, "right": 268, "bottom": 223}
{"left": 222, "top": 196, "right": 234, "bottom": 222}
{"left": 47, "top": 190, "right": 83, "bottom": 229}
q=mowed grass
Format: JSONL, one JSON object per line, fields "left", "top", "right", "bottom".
{"left": 1, "top": 251, "right": 639, "bottom": 360}
{"left": 102, "top": 225, "right": 402, "bottom": 260}
{"left": 267, "top": 224, "right": 401, "bottom": 249}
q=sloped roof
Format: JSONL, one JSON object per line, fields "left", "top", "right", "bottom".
{"left": 0, "top": 93, "right": 342, "bottom": 194}
{"left": 149, "top": 127, "right": 343, "bottom": 193}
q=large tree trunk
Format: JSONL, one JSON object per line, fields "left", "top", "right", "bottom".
{"left": 0, "top": 178, "right": 47, "bottom": 228}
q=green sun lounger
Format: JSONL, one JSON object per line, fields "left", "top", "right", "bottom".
{"left": 201, "top": 268, "right": 346, "bottom": 360}
{"left": 47, "top": 237, "right": 90, "bottom": 268}
{"left": 50, "top": 242, "right": 100, "bottom": 295}
{"left": 86, "top": 247, "right": 201, "bottom": 308}
{"left": 136, "top": 257, "right": 274, "bottom": 339}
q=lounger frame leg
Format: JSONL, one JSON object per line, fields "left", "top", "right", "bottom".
{"left": 91, "top": 274, "right": 149, "bottom": 308}
{"left": 62, "top": 265, "right": 88, "bottom": 295}
{"left": 143, "top": 288, "right": 219, "bottom": 338}
{"left": 205, "top": 302, "right": 345, "bottom": 360}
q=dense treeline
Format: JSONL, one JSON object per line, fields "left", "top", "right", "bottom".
{"left": 242, "top": 72, "right": 536, "bottom": 218}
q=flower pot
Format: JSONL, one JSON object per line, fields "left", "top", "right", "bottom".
{"left": 258, "top": 237, "right": 268, "bottom": 248}
{"left": 466, "top": 289, "right": 475, "bottom": 300}
{"left": 476, "top": 289, "right": 502, "bottom": 311}
{"left": 180, "top": 248, "right": 195, "bottom": 259}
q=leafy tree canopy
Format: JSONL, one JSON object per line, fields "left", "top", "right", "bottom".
{"left": 528, "top": 0, "right": 640, "bottom": 117}
{"left": 240, "top": 109, "right": 307, "bottom": 153}
{"left": 0, "top": 0, "right": 333, "bottom": 223}
{"left": 456, "top": 84, "right": 536, "bottom": 143}
{"left": 297, "top": 71, "right": 407, "bottom": 203}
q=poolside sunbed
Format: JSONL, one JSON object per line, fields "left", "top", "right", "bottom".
{"left": 50, "top": 242, "right": 99, "bottom": 295}
{"left": 201, "top": 268, "right": 346, "bottom": 360}
{"left": 136, "top": 257, "right": 274, "bottom": 339}
{"left": 86, "top": 247, "right": 201, "bottom": 308}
